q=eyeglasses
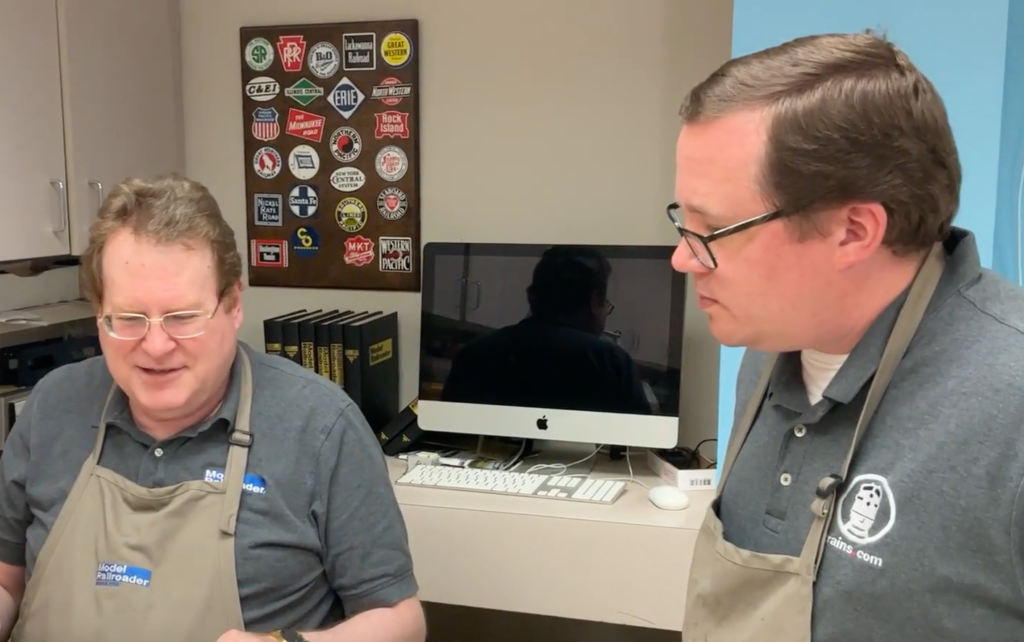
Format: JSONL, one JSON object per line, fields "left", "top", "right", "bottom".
{"left": 667, "top": 202, "right": 786, "bottom": 269}
{"left": 101, "top": 300, "right": 222, "bottom": 340}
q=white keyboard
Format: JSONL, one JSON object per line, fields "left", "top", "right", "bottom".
{"left": 395, "top": 464, "right": 627, "bottom": 504}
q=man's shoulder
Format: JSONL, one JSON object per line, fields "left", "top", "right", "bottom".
{"left": 956, "top": 268, "right": 1024, "bottom": 337}
{"left": 247, "top": 347, "right": 353, "bottom": 405}
{"left": 29, "top": 355, "right": 112, "bottom": 410}
{"left": 245, "top": 346, "right": 361, "bottom": 439}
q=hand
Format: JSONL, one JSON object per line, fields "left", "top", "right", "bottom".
{"left": 216, "top": 631, "right": 276, "bottom": 642}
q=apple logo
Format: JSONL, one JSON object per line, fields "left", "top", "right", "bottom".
{"left": 536, "top": 416, "right": 548, "bottom": 431}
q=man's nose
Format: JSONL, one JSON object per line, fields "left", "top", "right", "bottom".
{"left": 671, "top": 240, "right": 710, "bottom": 274}
{"left": 140, "top": 321, "right": 177, "bottom": 357}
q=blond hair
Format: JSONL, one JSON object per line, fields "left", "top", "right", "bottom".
{"left": 79, "top": 174, "right": 242, "bottom": 309}
{"left": 679, "top": 30, "right": 962, "bottom": 253}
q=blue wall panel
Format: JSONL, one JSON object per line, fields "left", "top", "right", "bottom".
{"left": 717, "top": 1, "right": 1011, "bottom": 468}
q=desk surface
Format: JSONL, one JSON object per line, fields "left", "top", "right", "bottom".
{"left": 387, "top": 454, "right": 714, "bottom": 630}
{"left": 387, "top": 456, "right": 710, "bottom": 530}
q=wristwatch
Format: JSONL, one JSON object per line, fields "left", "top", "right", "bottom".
{"left": 269, "top": 630, "right": 308, "bottom": 642}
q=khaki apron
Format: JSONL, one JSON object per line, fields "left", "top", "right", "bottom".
{"left": 10, "top": 350, "right": 255, "bottom": 642}
{"left": 682, "top": 243, "right": 945, "bottom": 642}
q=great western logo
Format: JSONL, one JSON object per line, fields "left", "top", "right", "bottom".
{"left": 96, "top": 562, "right": 152, "bottom": 587}
{"left": 204, "top": 468, "right": 268, "bottom": 495}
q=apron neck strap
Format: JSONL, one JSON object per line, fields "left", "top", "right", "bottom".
{"left": 89, "top": 349, "right": 257, "bottom": 537}
{"left": 219, "top": 348, "right": 254, "bottom": 536}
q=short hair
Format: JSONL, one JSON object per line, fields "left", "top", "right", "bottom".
{"left": 526, "top": 246, "right": 611, "bottom": 317}
{"left": 679, "top": 30, "right": 962, "bottom": 254}
{"left": 79, "top": 174, "right": 242, "bottom": 310}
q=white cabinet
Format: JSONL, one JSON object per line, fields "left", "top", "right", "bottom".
{"left": 0, "top": 0, "right": 184, "bottom": 263}
{"left": 0, "top": 1, "right": 70, "bottom": 261}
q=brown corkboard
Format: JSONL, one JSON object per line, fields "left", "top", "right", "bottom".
{"left": 239, "top": 19, "right": 420, "bottom": 291}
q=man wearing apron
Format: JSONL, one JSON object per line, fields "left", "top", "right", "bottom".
{"left": 0, "top": 176, "right": 427, "bottom": 642}
{"left": 670, "top": 32, "right": 1024, "bottom": 641}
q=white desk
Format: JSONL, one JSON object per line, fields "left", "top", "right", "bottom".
{"left": 387, "top": 456, "right": 713, "bottom": 631}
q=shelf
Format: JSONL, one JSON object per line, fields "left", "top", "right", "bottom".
{"left": 0, "top": 300, "right": 96, "bottom": 350}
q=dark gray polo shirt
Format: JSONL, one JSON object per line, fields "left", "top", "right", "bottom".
{"left": 0, "top": 341, "right": 418, "bottom": 631}
{"left": 718, "top": 227, "right": 1024, "bottom": 641}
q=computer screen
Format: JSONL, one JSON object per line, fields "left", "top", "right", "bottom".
{"left": 418, "top": 242, "right": 686, "bottom": 449}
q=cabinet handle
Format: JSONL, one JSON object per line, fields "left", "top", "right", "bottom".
{"left": 87, "top": 180, "right": 105, "bottom": 213}
{"left": 470, "top": 281, "right": 481, "bottom": 310}
{"left": 48, "top": 179, "right": 68, "bottom": 233}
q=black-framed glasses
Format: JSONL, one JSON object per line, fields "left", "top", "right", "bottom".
{"left": 666, "top": 202, "right": 786, "bottom": 269}
{"left": 101, "top": 299, "right": 223, "bottom": 340}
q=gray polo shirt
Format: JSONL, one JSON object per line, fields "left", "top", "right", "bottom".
{"left": 0, "top": 342, "right": 418, "bottom": 631}
{"left": 719, "top": 227, "right": 1024, "bottom": 640}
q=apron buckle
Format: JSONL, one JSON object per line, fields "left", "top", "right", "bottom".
{"left": 815, "top": 474, "right": 844, "bottom": 499}
{"left": 228, "top": 428, "right": 254, "bottom": 447}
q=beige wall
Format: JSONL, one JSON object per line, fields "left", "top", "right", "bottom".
{"left": 179, "top": 0, "right": 731, "bottom": 448}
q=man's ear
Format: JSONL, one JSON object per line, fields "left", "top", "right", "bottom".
{"left": 834, "top": 202, "right": 888, "bottom": 269}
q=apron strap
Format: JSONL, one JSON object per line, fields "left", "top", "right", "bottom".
{"left": 805, "top": 241, "right": 946, "bottom": 578}
{"left": 219, "top": 349, "right": 255, "bottom": 536}
{"left": 716, "top": 354, "right": 778, "bottom": 491}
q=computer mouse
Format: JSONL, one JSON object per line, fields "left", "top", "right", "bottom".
{"left": 648, "top": 485, "right": 690, "bottom": 511}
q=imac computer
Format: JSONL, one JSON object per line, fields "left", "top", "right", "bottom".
{"left": 417, "top": 242, "right": 687, "bottom": 455}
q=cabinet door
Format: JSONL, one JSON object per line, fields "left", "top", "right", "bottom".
{"left": 464, "top": 255, "right": 534, "bottom": 330}
{"left": 0, "top": 0, "right": 72, "bottom": 261}
{"left": 59, "top": 0, "right": 185, "bottom": 255}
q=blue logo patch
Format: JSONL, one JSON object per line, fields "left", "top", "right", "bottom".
{"left": 204, "top": 468, "right": 268, "bottom": 495}
{"left": 327, "top": 76, "right": 365, "bottom": 120}
{"left": 291, "top": 226, "right": 320, "bottom": 258}
{"left": 96, "top": 562, "right": 152, "bottom": 587}
{"left": 288, "top": 184, "right": 319, "bottom": 218}
{"left": 254, "top": 193, "right": 283, "bottom": 226}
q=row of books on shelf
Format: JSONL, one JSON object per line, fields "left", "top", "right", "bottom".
{"left": 261, "top": 308, "right": 399, "bottom": 433}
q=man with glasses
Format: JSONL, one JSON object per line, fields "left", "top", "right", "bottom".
{"left": 0, "top": 175, "right": 426, "bottom": 642}
{"left": 673, "top": 32, "right": 1024, "bottom": 642}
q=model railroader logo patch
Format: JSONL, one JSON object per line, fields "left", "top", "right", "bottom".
{"left": 342, "top": 32, "right": 376, "bottom": 70}
{"left": 371, "top": 77, "right": 412, "bottom": 106}
{"left": 379, "top": 237, "right": 413, "bottom": 273}
{"left": 285, "top": 108, "right": 325, "bottom": 143}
